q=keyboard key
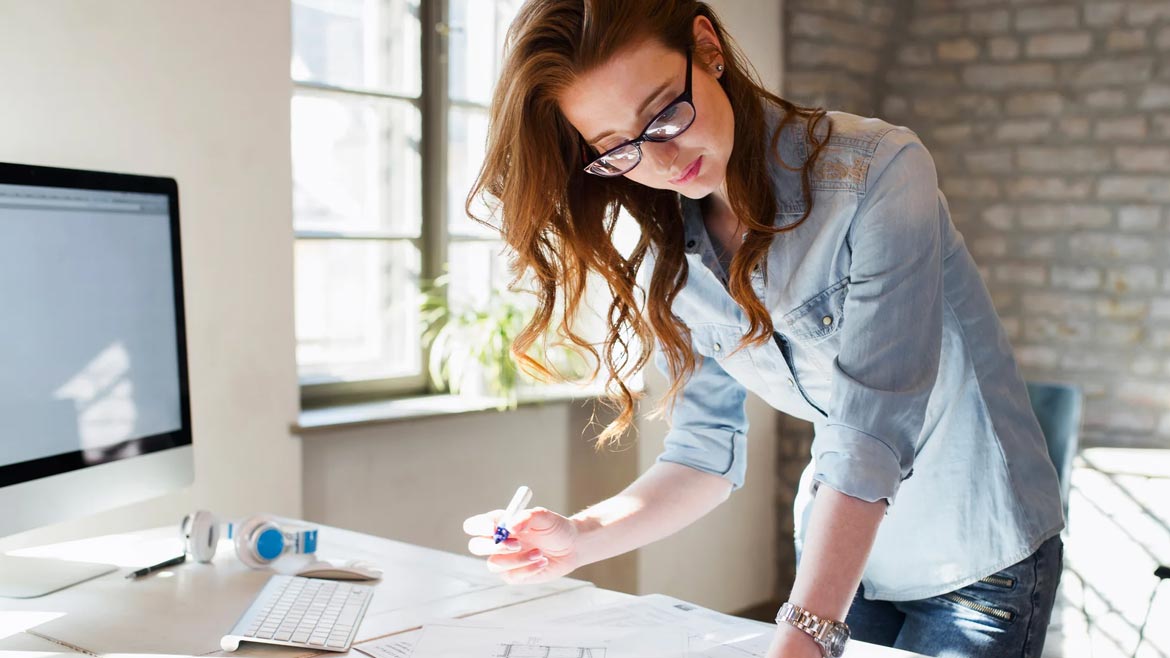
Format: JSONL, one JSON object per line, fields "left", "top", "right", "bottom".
{"left": 338, "top": 607, "right": 362, "bottom": 626}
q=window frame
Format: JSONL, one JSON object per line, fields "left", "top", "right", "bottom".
{"left": 295, "top": 0, "right": 449, "bottom": 409}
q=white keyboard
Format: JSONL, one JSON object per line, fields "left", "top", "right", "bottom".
{"left": 220, "top": 574, "right": 374, "bottom": 652}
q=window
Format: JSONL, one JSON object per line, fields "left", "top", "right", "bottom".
{"left": 291, "top": 0, "right": 521, "bottom": 407}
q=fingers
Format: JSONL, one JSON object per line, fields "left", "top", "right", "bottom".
{"left": 463, "top": 509, "right": 513, "bottom": 538}
{"left": 464, "top": 508, "right": 555, "bottom": 584}
{"left": 499, "top": 554, "right": 551, "bottom": 585}
{"left": 464, "top": 508, "right": 523, "bottom": 556}
{"left": 467, "top": 535, "right": 522, "bottom": 556}
{"left": 487, "top": 548, "right": 549, "bottom": 577}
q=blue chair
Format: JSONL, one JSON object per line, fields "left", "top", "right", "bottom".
{"left": 1025, "top": 381, "right": 1083, "bottom": 522}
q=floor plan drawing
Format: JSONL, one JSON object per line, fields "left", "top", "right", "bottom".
{"left": 494, "top": 641, "right": 607, "bottom": 657}
{"left": 406, "top": 618, "right": 686, "bottom": 658}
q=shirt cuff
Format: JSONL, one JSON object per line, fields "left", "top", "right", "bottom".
{"left": 811, "top": 424, "right": 907, "bottom": 504}
{"left": 656, "top": 428, "right": 748, "bottom": 492}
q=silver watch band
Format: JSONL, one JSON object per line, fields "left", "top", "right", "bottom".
{"left": 775, "top": 601, "right": 850, "bottom": 658}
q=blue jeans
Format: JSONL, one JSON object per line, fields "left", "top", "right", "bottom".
{"left": 846, "top": 535, "right": 1063, "bottom": 657}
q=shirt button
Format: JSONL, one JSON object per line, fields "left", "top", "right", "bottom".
{"left": 787, "top": 377, "right": 796, "bottom": 388}
{"left": 713, "top": 342, "right": 722, "bottom": 353}
{"left": 686, "top": 240, "right": 696, "bottom": 249}
{"left": 822, "top": 315, "right": 833, "bottom": 326}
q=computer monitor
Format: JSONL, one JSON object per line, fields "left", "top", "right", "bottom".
{"left": 0, "top": 162, "right": 193, "bottom": 598}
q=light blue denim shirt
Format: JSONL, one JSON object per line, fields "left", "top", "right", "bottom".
{"left": 649, "top": 103, "right": 1065, "bottom": 601}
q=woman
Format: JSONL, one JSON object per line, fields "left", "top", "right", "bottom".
{"left": 461, "top": 2, "right": 1065, "bottom": 656}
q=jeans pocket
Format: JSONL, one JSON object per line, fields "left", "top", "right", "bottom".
{"left": 940, "top": 591, "right": 1018, "bottom": 624}
{"left": 941, "top": 559, "right": 1031, "bottom": 625}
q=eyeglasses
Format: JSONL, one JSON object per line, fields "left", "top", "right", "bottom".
{"left": 582, "top": 48, "right": 696, "bottom": 177}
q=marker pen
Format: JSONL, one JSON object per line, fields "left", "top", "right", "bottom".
{"left": 126, "top": 554, "right": 187, "bottom": 579}
{"left": 493, "top": 485, "right": 533, "bottom": 544}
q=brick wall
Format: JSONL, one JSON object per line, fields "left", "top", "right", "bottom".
{"left": 784, "top": 0, "right": 1170, "bottom": 450}
{"left": 784, "top": 0, "right": 909, "bottom": 115}
{"left": 778, "top": 0, "right": 1170, "bottom": 599}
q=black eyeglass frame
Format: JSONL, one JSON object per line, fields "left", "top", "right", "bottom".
{"left": 581, "top": 48, "right": 696, "bottom": 177}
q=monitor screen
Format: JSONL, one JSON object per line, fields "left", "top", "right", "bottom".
{"left": 0, "top": 167, "right": 192, "bottom": 491}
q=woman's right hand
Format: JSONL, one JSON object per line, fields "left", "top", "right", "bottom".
{"left": 462, "top": 506, "right": 582, "bottom": 585}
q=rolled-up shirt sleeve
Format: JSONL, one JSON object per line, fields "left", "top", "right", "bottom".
{"left": 652, "top": 341, "right": 750, "bottom": 492}
{"left": 812, "top": 127, "right": 944, "bottom": 506}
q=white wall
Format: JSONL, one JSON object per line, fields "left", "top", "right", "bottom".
{"left": 713, "top": 0, "right": 784, "bottom": 94}
{"left": 0, "top": 0, "right": 301, "bottom": 550}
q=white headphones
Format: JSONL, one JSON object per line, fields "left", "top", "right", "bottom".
{"left": 180, "top": 510, "right": 221, "bottom": 562}
{"left": 180, "top": 510, "right": 319, "bottom": 569}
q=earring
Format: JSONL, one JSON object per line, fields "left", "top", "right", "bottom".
{"left": 715, "top": 63, "right": 724, "bottom": 72}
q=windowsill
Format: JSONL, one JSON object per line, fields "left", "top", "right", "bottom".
{"left": 292, "top": 381, "right": 639, "bottom": 436}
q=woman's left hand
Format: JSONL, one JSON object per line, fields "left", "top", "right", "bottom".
{"left": 764, "top": 623, "right": 824, "bottom": 658}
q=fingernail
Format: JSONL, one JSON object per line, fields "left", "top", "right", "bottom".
{"left": 526, "top": 549, "right": 543, "bottom": 560}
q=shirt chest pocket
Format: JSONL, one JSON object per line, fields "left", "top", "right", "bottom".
{"left": 781, "top": 277, "right": 849, "bottom": 347}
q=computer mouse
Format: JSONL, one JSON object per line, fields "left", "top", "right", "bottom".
{"left": 295, "top": 558, "right": 384, "bottom": 581}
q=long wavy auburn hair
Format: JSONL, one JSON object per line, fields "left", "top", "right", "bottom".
{"left": 466, "top": 0, "right": 832, "bottom": 449}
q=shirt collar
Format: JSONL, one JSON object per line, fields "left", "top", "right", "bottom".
{"left": 678, "top": 99, "right": 799, "bottom": 257}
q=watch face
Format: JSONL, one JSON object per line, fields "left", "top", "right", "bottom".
{"left": 827, "top": 627, "right": 850, "bottom": 657}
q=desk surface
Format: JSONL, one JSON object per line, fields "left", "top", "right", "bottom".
{"left": 0, "top": 522, "right": 926, "bottom": 658}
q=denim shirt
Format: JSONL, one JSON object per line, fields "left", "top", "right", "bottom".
{"left": 649, "top": 104, "right": 1065, "bottom": 601}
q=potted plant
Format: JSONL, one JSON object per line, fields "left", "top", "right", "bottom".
{"left": 421, "top": 277, "right": 587, "bottom": 409}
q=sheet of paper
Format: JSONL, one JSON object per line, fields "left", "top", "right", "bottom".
{"left": 406, "top": 619, "right": 688, "bottom": 658}
{"left": 350, "top": 595, "right": 915, "bottom": 658}
{"left": 353, "top": 638, "right": 415, "bottom": 658}
{"left": 546, "top": 593, "right": 776, "bottom": 658}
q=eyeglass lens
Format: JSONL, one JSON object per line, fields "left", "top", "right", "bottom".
{"left": 585, "top": 102, "right": 695, "bottom": 176}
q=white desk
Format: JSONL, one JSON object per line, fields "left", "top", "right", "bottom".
{"left": 0, "top": 522, "right": 926, "bottom": 657}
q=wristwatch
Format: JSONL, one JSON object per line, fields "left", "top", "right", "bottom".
{"left": 775, "top": 601, "right": 850, "bottom": 658}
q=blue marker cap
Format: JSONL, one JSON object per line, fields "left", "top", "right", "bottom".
{"left": 493, "top": 486, "right": 533, "bottom": 544}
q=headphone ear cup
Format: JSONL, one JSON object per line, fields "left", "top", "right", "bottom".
{"left": 233, "top": 514, "right": 283, "bottom": 569}
{"left": 181, "top": 510, "right": 220, "bottom": 563}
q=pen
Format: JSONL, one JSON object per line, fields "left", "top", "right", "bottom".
{"left": 125, "top": 554, "right": 187, "bottom": 579}
{"left": 493, "top": 485, "right": 533, "bottom": 544}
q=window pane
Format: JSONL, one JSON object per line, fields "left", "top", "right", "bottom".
{"left": 447, "top": 0, "right": 521, "bottom": 104}
{"left": 447, "top": 106, "right": 498, "bottom": 238}
{"left": 292, "top": 90, "right": 421, "bottom": 236}
{"left": 291, "top": 0, "right": 420, "bottom": 97}
{"left": 447, "top": 240, "right": 512, "bottom": 312}
{"left": 295, "top": 239, "right": 421, "bottom": 383}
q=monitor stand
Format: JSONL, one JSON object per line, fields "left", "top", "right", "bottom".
{"left": 0, "top": 554, "right": 118, "bottom": 598}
